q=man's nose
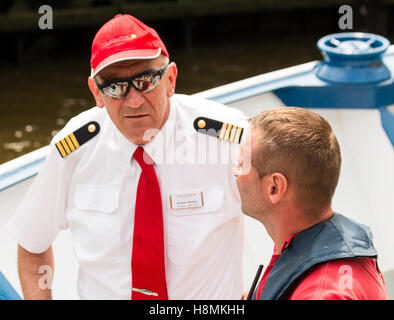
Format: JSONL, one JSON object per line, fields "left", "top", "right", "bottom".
{"left": 124, "top": 86, "right": 144, "bottom": 108}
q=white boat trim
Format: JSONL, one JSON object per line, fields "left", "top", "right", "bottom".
{"left": 195, "top": 61, "right": 319, "bottom": 104}
{"left": 0, "top": 146, "right": 49, "bottom": 191}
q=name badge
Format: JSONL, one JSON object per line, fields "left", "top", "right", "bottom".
{"left": 169, "top": 190, "right": 204, "bottom": 210}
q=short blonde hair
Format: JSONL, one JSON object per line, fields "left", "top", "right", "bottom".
{"left": 250, "top": 107, "right": 341, "bottom": 217}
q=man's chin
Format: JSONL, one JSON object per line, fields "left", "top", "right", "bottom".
{"left": 241, "top": 205, "right": 263, "bottom": 223}
{"left": 125, "top": 127, "right": 160, "bottom": 145}
{"left": 241, "top": 204, "right": 250, "bottom": 216}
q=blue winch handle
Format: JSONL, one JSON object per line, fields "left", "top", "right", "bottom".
{"left": 317, "top": 32, "right": 390, "bottom": 60}
{"left": 0, "top": 271, "right": 22, "bottom": 300}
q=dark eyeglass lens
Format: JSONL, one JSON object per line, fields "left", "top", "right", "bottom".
{"left": 133, "top": 73, "right": 160, "bottom": 92}
{"left": 99, "top": 64, "right": 168, "bottom": 98}
{"left": 103, "top": 82, "right": 128, "bottom": 98}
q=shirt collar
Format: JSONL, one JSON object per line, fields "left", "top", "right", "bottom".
{"left": 114, "top": 101, "right": 177, "bottom": 165}
{"left": 273, "top": 234, "right": 295, "bottom": 255}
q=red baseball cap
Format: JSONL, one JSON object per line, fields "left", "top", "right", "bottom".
{"left": 90, "top": 14, "right": 169, "bottom": 77}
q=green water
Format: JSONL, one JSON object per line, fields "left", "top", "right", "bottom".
{"left": 0, "top": 34, "right": 321, "bottom": 164}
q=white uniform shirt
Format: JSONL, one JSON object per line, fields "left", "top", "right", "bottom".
{"left": 7, "top": 94, "right": 248, "bottom": 299}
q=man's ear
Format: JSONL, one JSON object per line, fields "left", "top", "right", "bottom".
{"left": 88, "top": 77, "right": 105, "bottom": 108}
{"left": 266, "top": 172, "right": 288, "bottom": 205}
{"left": 166, "top": 62, "right": 178, "bottom": 97}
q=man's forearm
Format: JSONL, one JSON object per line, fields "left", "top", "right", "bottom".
{"left": 17, "top": 245, "right": 54, "bottom": 300}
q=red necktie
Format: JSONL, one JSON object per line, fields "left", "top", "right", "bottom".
{"left": 131, "top": 146, "right": 168, "bottom": 300}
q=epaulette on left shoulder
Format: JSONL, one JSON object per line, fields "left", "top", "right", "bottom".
{"left": 193, "top": 116, "right": 244, "bottom": 144}
{"left": 55, "top": 121, "right": 100, "bottom": 158}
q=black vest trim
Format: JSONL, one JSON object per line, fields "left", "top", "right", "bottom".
{"left": 254, "top": 213, "right": 377, "bottom": 300}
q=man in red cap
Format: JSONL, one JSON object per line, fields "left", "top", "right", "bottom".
{"left": 9, "top": 14, "right": 247, "bottom": 299}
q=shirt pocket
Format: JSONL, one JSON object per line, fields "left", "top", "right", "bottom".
{"left": 69, "top": 184, "right": 121, "bottom": 267}
{"left": 74, "top": 184, "right": 120, "bottom": 213}
{"left": 166, "top": 185, "right": 224, "bottom": 265}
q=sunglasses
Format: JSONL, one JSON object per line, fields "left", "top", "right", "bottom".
{"left": 95, "top": 63, "right": 169, "bottom": 99}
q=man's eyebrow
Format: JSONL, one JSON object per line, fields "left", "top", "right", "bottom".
{"left": 98, "top": 67, "right": 149, "bottom": 82}
{"left": 97, "top": 70, "right": 121, "bottom": 82}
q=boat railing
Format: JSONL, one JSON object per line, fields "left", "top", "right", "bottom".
{"left": 0, "top": 146, "right": 49, "bottom": 191}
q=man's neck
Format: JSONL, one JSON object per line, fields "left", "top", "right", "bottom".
{"left": 268, "top": 208, "right": 334, "bottom": 255}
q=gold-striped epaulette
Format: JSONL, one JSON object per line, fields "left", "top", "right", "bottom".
{"left": 193, "top": 117, "right": 244, "bottom": 144}
{"left": 55, "top": 121, "right": 100, "bottom": 158}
